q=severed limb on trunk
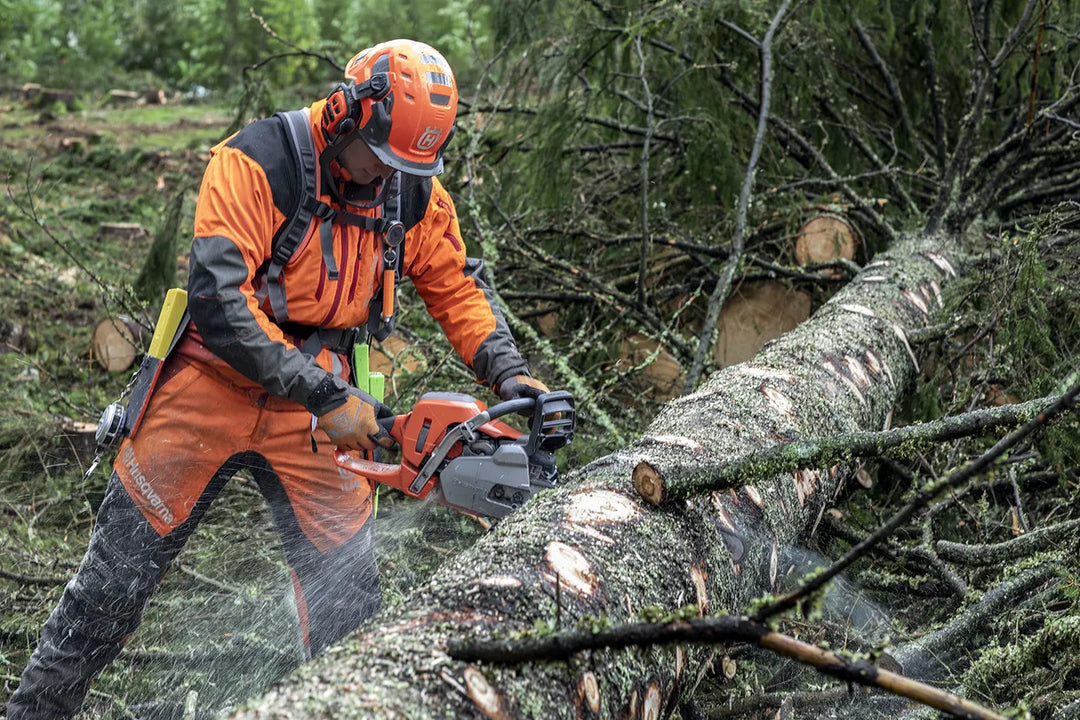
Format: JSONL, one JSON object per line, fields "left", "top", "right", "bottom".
{"left": 632, "top": 389, "right": 1070, "bottom": 506}
{"left": 446, "top": 616, "right": 1006, "bottom": 720}
{"left": 231, "top": 233, "right": 974, "bottom": 719}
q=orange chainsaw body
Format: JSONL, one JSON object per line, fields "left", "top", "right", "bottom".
{"left": 333, "top": 393, "right": 521, "bottom": 500}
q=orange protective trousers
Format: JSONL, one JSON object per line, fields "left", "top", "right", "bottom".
{"left": 113, "top": 328, "right": 378, "bottom": 652}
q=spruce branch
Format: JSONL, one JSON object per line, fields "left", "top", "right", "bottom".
{"left": 750, "top": 373, "right": 1079, "bottom": 622}
{"left": 852, "top": 18, "right": 915, "bottom": 145}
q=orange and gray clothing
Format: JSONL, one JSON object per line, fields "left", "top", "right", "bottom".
{"left": 188, "top": 99, "right": 529, "bottom": 419}
{"left": 7, "top": 101, "right": 530, "bottom": 720}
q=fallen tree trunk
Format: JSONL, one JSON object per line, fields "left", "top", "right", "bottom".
{"left": 232, "top": 232, "right": 964, "bottom": 719}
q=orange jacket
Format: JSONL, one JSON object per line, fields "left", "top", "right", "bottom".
{"left": 187, "top": 101, "right": 529, "bottom": 415}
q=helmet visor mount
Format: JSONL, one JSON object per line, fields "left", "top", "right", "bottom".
{"left": 358, "top": 94, "right": 447, "bottom": 176}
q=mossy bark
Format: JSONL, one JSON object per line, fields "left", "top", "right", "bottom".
{"left": 231, "top": 233, "right": 961, "bottom": 719}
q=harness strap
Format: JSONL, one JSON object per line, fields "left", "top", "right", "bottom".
{"left": 366, "top": 173, "right": 404, "bottom": 342}
{"left": 268, "top": 110, "right": 412, "bottom": 350}
{"left": 269, "top": 109, "right": 321, "bottom": 323}
{"left": 278, "top": 322, "right": 360, "bottom": 357}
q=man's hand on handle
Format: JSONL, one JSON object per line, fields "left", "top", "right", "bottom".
{"left": 497, "top": 374, "right": 551, "bottom": 401}
{"left": 317, "top": 388, "right": 396, "bottom": 452}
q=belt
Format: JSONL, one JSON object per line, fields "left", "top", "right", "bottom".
{"left": 277, "top": 323, "right": 361, "bottom": 356}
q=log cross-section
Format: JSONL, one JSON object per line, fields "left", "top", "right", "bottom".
{"left": 231, "top": 233, "right": 961, "bottom": 719}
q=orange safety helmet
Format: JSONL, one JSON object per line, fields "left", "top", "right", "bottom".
{"left": 322, "top": 39, "right": 458, "bottom": 176}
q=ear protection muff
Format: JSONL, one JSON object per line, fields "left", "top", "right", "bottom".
{"left": 322, "top": 73, "right": 391, "bottom": 138}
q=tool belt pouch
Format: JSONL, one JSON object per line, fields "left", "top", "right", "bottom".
{"left": 94, "top": 288, "right": 190, "bottom": 450}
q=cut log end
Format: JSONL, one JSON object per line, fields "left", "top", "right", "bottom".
{"left": 91, "top": 317, "right": 145, "bottom": 371}
{"left": 714, "top": 282, "right": 812, "bottom": 368}
{"left": 795, "top": 214, "right": 857, "bottom": 266}
{"left": 577, "top": 671, "right": 601, "bottom": 714}
{"left": 463, "top": 666, "right": 506, "bottom": 720}
{"left": 632, "top": 462, "right": 664, "bottom": 505}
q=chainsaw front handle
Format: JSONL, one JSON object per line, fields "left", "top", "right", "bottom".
{"left": 483, "top": 396, "right": 536, "bottom": 421}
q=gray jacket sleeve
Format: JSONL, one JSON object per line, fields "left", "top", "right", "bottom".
{"left": 187, "top": 234, "right": 348, "bottom": 416}
{"left": 462, "top": 257, "right": 532, "bottom": 389}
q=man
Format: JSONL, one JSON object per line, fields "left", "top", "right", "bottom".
{"left": 7, "top": 39, "right": 549, "bottom": 719}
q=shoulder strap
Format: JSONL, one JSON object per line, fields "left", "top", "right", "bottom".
{"left": 267, "top": 109, "right": 329, "bottom": 323}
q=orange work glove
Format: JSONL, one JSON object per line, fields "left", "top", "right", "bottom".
{"left": 497, "top": 374, "right": 550, "bottom": 401}
{"left": 316, "top": 388, "right": 396, "bottom": 452}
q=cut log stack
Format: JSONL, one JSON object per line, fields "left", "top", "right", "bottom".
{"left": 616, "top": 214, "right": 849, "bottom": 400}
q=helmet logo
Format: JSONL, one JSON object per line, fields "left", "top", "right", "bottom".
{"left": 416, "top": 126, "right": 443, "bottom": 152}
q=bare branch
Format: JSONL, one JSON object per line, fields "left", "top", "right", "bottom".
{"left": 852, "top": 18, "right": 915, "bottom": 143}
{"left": 633, "top": 32, "right": 656, "bottom": 308}
{"left": 683, "top": 0, "right": 792, "bottom": 393}
{"left": 448, "top": 617, "right": 1007, "bottom": 720}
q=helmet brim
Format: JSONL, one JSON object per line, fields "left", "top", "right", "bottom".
{"left": 364, "top": 138, "right": 444, "bottom": 176}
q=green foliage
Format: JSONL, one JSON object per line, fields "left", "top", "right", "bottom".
{"left": 1000, "top": 230, "right": 1057, "bottom": 389}
{"left": 134, "top": 189, "right": 188, "bottom": 305}
{"left": 1, "top": 0, "right": 497, "bottom": 98}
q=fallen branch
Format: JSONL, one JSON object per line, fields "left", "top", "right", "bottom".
{"left": 702, "top": 687, "right": 856, "bottom": 718}
{"left": 935, "top": 518, "right": 1080, "bottom": 566}
{"left": 893, "top": 564, "right": 1059, "bottom": 681}
{"left": 750, "top": 374, "right": 1079, "bottom": 621}
{"left": 448, "top": 616, "right": 1006, "bottom": 720}
{"left": 0, "top": 565, "right": 67, "bottom": 586}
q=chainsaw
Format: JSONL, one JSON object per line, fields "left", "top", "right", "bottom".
{"left": 334, "top": 391, "right": 575, "bottom": 519}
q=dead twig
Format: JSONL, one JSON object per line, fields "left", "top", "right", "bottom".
{"left": 0, "top": 565, "right": 68, "bottom": 586}
{"left": 448, "top": 616, "right": 1006, "bottom": 720}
